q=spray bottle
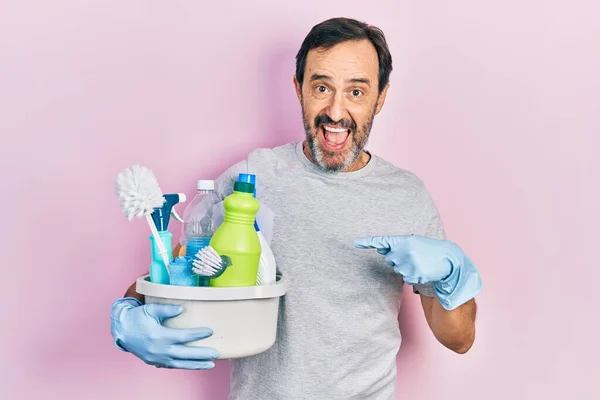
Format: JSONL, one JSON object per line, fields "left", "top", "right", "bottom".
{"left": 149, "top": 193, "right": 186, "bottom": 284}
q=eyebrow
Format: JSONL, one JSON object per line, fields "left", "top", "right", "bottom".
{"left": 309, "top": 74, "right": 371, "bottom": 87}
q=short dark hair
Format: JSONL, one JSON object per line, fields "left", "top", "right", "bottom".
{"left": 295, "top": 17, "right": 393, "bottom": 94}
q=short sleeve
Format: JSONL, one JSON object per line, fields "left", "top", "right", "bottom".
{"left": 411, "top": 182, "right": 447, "bottom": 297}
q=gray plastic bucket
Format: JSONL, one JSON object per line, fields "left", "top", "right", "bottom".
{"left": 136, "top": 274, "right": 289, "bottom": 359}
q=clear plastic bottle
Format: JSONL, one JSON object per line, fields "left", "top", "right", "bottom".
{"left": 180, "top": 180, "right": 220, "bottom": 259}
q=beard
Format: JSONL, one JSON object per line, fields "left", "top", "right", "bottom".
{"left": 301, "top": 102, "right": 376, "bottom": 173}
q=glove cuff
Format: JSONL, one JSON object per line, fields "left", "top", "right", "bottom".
{"left": 110, "top": 297, "right": 143, "bottom": 352}
{"left": 115, "top": 297, "right": 143, "bottom": 308}
{"left": 433, "top": 251, "right": 483, "bottom": 310}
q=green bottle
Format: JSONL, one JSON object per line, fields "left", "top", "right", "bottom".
{"left": 209, "top": 181, "right": 261, "bottom": 287}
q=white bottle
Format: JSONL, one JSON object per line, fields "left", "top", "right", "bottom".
{"left": 256, "top": 224, "right": 277, "bottom": 285}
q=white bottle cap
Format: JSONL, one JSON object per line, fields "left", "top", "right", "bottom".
{"left": 197, "top": 180, "right": 215, "bottom": 190}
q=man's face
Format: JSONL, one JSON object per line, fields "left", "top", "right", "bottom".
{"left": 294, "top": 39, "right": 389, "bottom": 172}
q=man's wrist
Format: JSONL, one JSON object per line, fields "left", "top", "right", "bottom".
{"left": 110, "top": 297, "right": 143, "bottom": 352}
{"left": 113, "top": 297, "right": 143, "bottom": 310}
{"left": 433, "top": 250, "right": 483, "bottom": 310}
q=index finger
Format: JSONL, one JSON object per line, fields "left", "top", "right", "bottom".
{"left": 162, "top": 326, "right": 214, "bottom": 344}
{"left": 354, "top": 236, "right": 393, "bottom": 250}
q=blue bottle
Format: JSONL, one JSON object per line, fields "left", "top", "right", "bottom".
{"left": 149, "top": 193, "right": 186, "bottom": 284}
{"left": 149, "top": 231, "right": 173, "bottom": 284}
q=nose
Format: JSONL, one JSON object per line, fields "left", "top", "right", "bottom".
{"left": 325, "top": 91, "right": 346, "bottom": 123}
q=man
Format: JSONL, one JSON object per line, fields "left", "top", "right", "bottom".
{"left": 111, "top": 17, "right": 483, "bottom": 399}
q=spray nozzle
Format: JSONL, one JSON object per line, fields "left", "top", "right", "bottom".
{"left": 151, "top": 193, "right": 186, "bottom": 231}
{"left": 171, "top": 206, "right": 184, "bottom": 223}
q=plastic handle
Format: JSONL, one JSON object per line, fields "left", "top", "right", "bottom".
{"left": 170, "top": 193, "right": 186, "bottom": 223}
{"left": 171, "top": 208, "right": 184, "bottom": 223}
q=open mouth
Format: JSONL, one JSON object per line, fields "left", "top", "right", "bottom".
{"left": 320, "top": 125, "right": 350, "bottom": 151}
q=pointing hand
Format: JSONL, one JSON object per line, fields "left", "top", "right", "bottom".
{"left": 354, "top": 235, "right": 482, "bottom": 310}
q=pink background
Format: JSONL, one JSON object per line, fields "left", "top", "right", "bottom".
{"left": 1, "top": 1, "right": 598, "bottom": 399}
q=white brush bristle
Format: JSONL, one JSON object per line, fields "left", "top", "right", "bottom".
{"left": 196, "top": 247, "right": 220, "bottom": 263}
{"left": 192, "top": 246, "right": 224, "bottom": 277}
{"left": 115, "top": 165, "right": 165, "bottom": 220}
{"left": 197, "top": 248, "right": 220, "bottom": 264}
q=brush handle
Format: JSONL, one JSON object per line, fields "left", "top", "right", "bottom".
{"left": 146, "top": 214, "right": 171, "bottom": 272}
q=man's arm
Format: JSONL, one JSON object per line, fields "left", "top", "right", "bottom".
{"left": 123, "top": 281, "right": 144, "bottom": 303}
{"left": 420, "top": 294, "right": 477, "bottom": 354}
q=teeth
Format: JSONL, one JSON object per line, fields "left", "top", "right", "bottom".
{"left": 323, "top": 126, "right": 347, "bottom": 133}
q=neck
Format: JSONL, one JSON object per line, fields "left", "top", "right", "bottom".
{"left": 302, "top": 140, "right": 371, "bottom": 172}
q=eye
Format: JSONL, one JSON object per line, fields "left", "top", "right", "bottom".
{"left": 316, "top": 85, "right": 328, "bottom": 93}
{"left": 351, "top": 89, "right": 363, "bottom": 97}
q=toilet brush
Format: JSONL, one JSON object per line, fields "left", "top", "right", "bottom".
{"left": 115, "top": 164, "right": 172, "bottom": 272}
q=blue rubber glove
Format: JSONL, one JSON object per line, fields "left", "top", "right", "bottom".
{"left": 110, "top": 297, "right": 219, "bottom": 369}
{"left": 354, "top": 235, "right": 482, "bottom": 310}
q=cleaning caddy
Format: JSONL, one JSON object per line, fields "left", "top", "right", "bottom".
{"left": 114, "top": 164, "right": 288, "bottom": 360}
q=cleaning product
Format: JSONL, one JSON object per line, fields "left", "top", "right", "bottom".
{"left": 168, "top": 256, "right": 198, "bottom": 286}
{"left": 180, "top": 180, "right": 220, "bottom": 286}
{"left": 148, "top": 193, "right": 186, "bottom": 284}
{"left": 237, "top": 173, "right": 277, "bottom": 285}
{"left": 209, "top": 181, "right": 261, "bottom": 287}
{"left": 237, "top": 173, "right": 259, "bottom": 230}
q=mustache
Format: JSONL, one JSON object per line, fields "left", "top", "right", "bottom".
{"left": 314, "top": 115, "right": 356, "bottom": 131}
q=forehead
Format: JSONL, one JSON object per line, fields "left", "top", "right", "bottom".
{"left": 305, "top": 39, "right": 379, "bottom": 82}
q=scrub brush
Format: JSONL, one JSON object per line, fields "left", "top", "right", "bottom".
{"left": 192, "top": 246, "right": 231, "bottom": 278}
{"left": 115, "top": 165, "right": 172, "bottom": 271}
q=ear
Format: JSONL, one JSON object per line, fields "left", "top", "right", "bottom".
{"left": 293, "top": 74, "right": 302, "bottom": 103}
{"left": 374, "top": 83, "right": 390, "bottom": 115}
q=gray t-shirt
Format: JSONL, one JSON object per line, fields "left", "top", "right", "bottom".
{"left": 211, "top": 141, "right": 446, "bottom": 400}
